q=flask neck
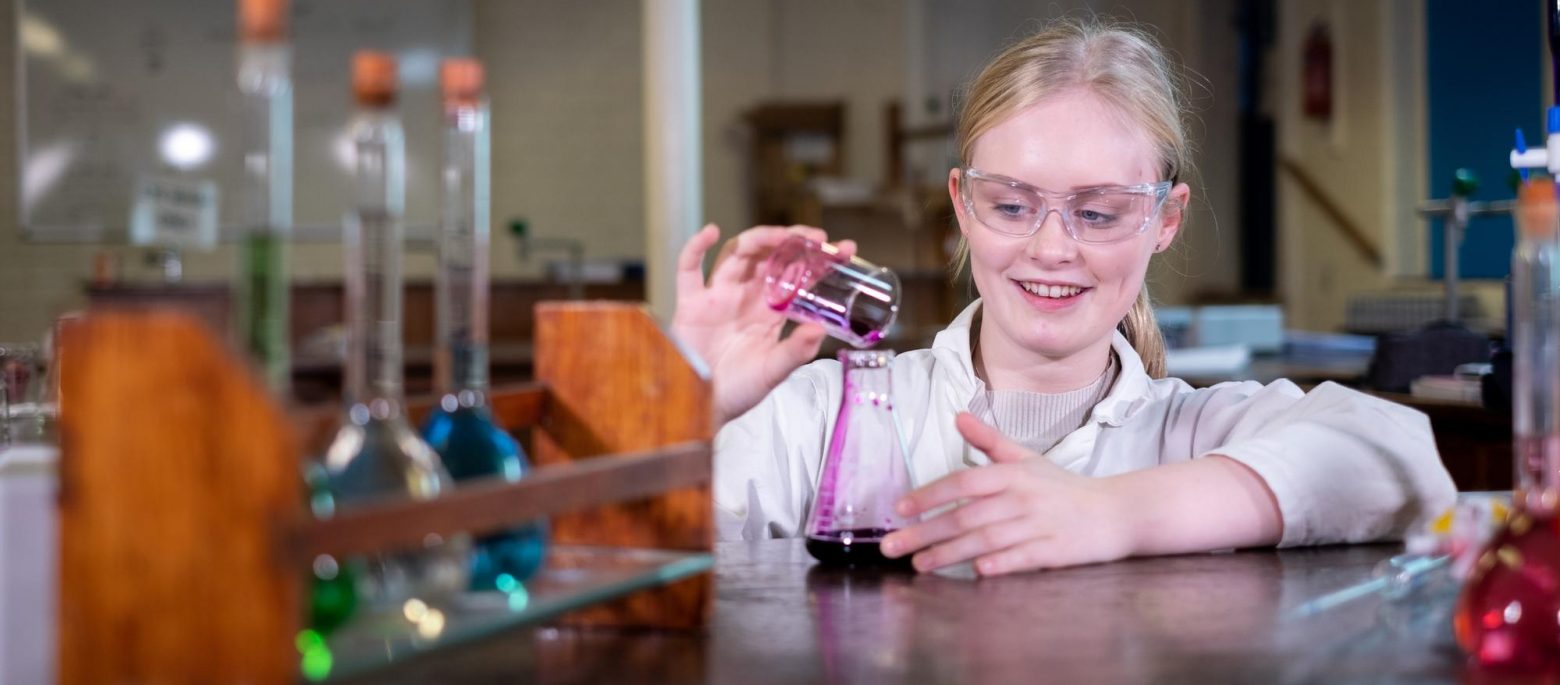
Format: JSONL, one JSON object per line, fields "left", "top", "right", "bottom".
{"left": 838, "top": 350, "right": 895, "bottom": 417}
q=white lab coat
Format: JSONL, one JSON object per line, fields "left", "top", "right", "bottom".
{"left": 714, "top": 300, "right": 1458, "bottom": 546}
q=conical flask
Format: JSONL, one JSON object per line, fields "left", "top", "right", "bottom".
{"left": 804, "top": 350, "right": 915, "bottom": 567}
{"left": 1455, "top": 179, "right": 1560, "bottom": 672}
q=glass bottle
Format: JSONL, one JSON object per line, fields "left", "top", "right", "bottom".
{"left": 316, "top": 51, "right": 468, "bottom": 616}
{"left": 804, "top": 350, "right": 914, "bottom": 568}
{"left": 763, "top": 235, "right": 901, "bottom": 348}
{"left": 1455, "top": 179, "right": 1560, "bottom": 671}
{"left": 420, "top": 58, "right": 548, "bottom": 590}
{"left": 234, "top": 0, "right": 293, "bottom": 394}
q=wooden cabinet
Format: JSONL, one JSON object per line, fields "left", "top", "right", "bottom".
{"left": 743, "top": 102, "right": 845, "bottom": 226}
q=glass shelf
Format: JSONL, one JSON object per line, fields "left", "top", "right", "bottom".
{"left": 307, "top": 545, "right": 713, "bottom": 682}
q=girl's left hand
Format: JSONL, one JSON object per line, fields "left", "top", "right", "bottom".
{"left": 880, "top": 412, "right": 1136, "bottom": 576}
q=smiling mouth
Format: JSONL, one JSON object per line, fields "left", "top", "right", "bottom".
{"left": 1014, "top": 280, "right": 1089, "bottom": 299}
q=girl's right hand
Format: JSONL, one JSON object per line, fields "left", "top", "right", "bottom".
{"left": 671, "top": 224, "right": 852, "bottom": 427}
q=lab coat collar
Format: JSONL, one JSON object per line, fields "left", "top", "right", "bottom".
{"left": 930, "top": 299, "right": 1154, "bottom": 430}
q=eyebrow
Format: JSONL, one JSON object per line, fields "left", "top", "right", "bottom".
{"left": 976, "top": 170, "right": 1148, "bottom": 193}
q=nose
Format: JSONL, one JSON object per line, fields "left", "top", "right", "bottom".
{"left": 1025, "top": 206, "right": 1078, "bottom": 265}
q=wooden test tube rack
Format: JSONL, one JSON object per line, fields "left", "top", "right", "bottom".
{"left": 54, "top": 302, "right": 713, "bottom": 684}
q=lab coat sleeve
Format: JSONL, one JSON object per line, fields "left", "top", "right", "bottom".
{"left": 712, "top": 364, "right": 834, "bottom": 541}
{"left": 1162, "top": 380, "right": 1457, "bottom": 547}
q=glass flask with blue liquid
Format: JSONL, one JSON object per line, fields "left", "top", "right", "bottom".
{"left": 421, "top": 58, "right": 548, "bottom": 591}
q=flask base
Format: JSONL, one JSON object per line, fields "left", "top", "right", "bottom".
{"left": 805, "top": 528, "right": 913, "bottom": 569}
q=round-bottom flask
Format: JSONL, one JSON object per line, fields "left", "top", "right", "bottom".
{"left": 423, "top": 394, "right": 549, "bottom": 588}
{"left": 320, "top": 408, "right": 471, "bottom": 615}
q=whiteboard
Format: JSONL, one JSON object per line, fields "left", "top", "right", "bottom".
{"left": 16, "top": 0, "right": 472, "bottom": 242}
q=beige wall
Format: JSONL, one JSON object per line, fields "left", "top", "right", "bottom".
{"left": 701, "top": 1, "right": 773, "bottom": 234}
{"left": 0, "top": 0, "right": 430, "bottom": 343}
{"left": 0, "top": 0, "right": 1247, "bottom": 343}
{"left": 0, "top": 0, "right": 655, "bottom": 343}
{"left": 700, "top": 0, "right": 906, "bottom": 232}
{"left": 1278, "top": 0, "right": 1393, "bottom": 332}
{"left": 0, "top": 1, "right": 79, "bottom": 341}
{"left": 474, "top": 0, "right": 645, "bottom": 277}
{"left": 1145, "top": 0, "right": 1242, "bottom": 306}
{"left": 475, "top": 0, "right": 909, "bottom": 277}
{"left": 0, "top": 0, "right": 911, "bottom": 342}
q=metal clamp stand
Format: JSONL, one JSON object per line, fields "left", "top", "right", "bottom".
{"left": 1415, "top": 169, "right": 1512, "bottom": 325}
{"left": 1370, "top": 170, "right": 1505, "bottom": 393}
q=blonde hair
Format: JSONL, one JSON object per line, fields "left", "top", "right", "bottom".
{"left": 950, "top": 18, "right": 1190, "bottom": 379}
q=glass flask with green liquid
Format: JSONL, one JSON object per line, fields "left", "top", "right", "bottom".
{"left": 234, "top": 0, "right": 292, "bottom": 395}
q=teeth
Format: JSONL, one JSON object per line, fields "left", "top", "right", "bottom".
{"left": 1019, "top": 282, "right": 1082, "bottom": 298}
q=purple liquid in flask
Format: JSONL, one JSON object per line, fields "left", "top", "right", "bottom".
{"left": 764, "top": 235, "right": 901, "bottom": 348}
{"left": 804, "top": 350, "right": 915, "bottom": 569}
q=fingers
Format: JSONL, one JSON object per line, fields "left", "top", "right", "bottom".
{"left": 955, "top": 412, "right": 1038, "bottom": 464}
{"left": 709, "top": 227, "right": 792, "bottom": 290}
{"left": 710, "top": 232, "right": 742, "bottom": 274}
{"left": 710, "top": 225, "right": 849, "bottom": 290}
{"left": 834, "top": 239, "right": 858, "bottom": 260}
{"left": 895, "top": 464, "right": 1013, "bottom": 517}
{"left": 676, "top": 224, "right": 721, "bottom": 295}
{"left": 909, "top": 518, "right": 1043, "bottom": 573}
{"left": 772, "top": 323, "right": 827, "bottom": 374}
{"left": 786, "top": 224, "right": 831, "bottom": 245}
{"left": 880, "top": 495, "right": 1023, "bottom": 560}
{"left": 973, "top": 539, "right": 1067, "bottom": 577}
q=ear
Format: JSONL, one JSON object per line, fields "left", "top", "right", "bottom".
{"left": 1153, "top": 182, "right": 1190, "bottom": 252}
{"left": 949, "top": 168, "right": 972, "bottom": 238}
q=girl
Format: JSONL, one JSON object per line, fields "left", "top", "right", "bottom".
{"left": 670, "top": 19, "right": 1456, "bottom": 576}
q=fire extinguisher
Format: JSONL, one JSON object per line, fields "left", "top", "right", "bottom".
{"left": 1303, "top": 22, "right": 1332, "bottom": 122}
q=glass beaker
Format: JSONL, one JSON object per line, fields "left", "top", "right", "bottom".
{"left": 763, "top": 235, "right": 900, "bottom": 348}
{"left": 0, "top": 344, "right": 49, "bottom": 447}
{"left": 804, "top": 349, "right": 914, "bottom": 568}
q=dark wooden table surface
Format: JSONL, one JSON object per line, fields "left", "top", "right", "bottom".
{"left": 348, "top": 538, "right": 1493, "bottom": 684}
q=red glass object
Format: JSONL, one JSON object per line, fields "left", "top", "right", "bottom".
{"left": 1454, "top": 180, "right": 1560, "bottom": 672}
{"left": 1454, "top": 492, "right": 1560, "bottom": 671}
